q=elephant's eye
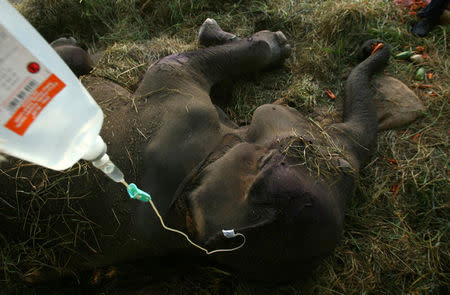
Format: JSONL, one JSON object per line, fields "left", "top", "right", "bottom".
{"left": 239, "top": 153, "right": 258, "bottom": 172}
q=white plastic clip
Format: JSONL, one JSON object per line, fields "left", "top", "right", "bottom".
{"left": 222, "top": 229, "right": 237, "bottom": 238}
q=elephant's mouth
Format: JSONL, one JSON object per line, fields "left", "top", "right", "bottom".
{"left": 249, "top": 152, "right": 308, "bottom": 208}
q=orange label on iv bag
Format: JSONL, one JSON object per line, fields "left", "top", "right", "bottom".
{"left": 0, "top": 24, "right": 66, "bottom": 136}
{"left": 5, "top": 74, "right": 65, "bottom": 135}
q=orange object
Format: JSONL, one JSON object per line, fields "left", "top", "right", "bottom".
{"left": 227, "top": 107, "right": 234, "bottom": 118}
{"left": 392, "top": 183, "right": 401, "bottom": 197}
{"left": 412, "top": 133, "right": 421, "bottom": 140}
{"left": 387, "top": 158, "right": 398, "bottom": 165}
{"left": 426, "top": 72, "right": 434, "bottom": 79}
{"left": 371, "top": 43, "right": 384, "bottom": 55}
{"left": 325, "top": 89, "right": 336, "bottom": 100}
{"left": 104, "top": 268, "right": 117, "bottom": 278}
{"left": 396, "top": 0, "right": 430, "bottom": 19}
{"left": 413, "top": 83, "right": 434, "bottom": 88}
{"left": 410, "top": 0, "right": 429, "bottom": 12}
{"left": 91, "top": 271, "right": 101, "bottom": 285}
{"left": 4, "top": 74, "right": 66, "bottom": 136}
{"left": 415, "top": 46, "right": 425, "bottom": 52}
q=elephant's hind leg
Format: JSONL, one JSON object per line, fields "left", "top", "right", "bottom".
{"left": 135, "top": 25, "right": 291, "bottom": 100}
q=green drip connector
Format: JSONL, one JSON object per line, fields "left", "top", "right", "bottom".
{"left": 127, "top": 183, "right": 151, "bottom": 202}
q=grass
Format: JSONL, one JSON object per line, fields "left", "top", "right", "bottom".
{"left": 1, "top": 0, "right": 449, "bottom": 293}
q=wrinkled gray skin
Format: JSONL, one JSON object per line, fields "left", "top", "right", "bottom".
{"left": 50, "top": 37, "right": 94, "bottom": 78}
{"left": 30, "top": 20, "right": 391, "bottom": 281}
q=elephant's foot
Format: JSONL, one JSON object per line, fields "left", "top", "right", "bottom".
{"left": 50, "top": 36, "right": 87, "bottom": 50}
{"left": 198, "top": 18, "right": 239, "bottom": 46}
{"left": 359, "top": 39, "right": 390, "bottom": 60}
{"left": 249, "top": 30, "right": 291, "bottom": 67}
{"left": 198, "top": 18, "right": 291, "bottom": 66}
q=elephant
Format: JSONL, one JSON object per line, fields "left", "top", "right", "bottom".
{"left": 0, "top": 19, "right": 419, "bottom": 283}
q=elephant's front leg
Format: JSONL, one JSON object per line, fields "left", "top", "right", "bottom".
{"left": 329, "top": 40, "right": 391, "bottom": 170}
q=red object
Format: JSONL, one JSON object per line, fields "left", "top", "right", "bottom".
{"left": 27, "top": 62, "right": 40, "bottom": 73}
{"left": 395, "top": 0, "right": 431, "bottom": 19}
{"left": 387, "top": 158, "right": 398, "bottom": 164}
{"left": 394, "top": 0, "right": 431, "bottom": 8}
{"left": 413, "top": 83, "right": 434, "bottom": 88}
{"left": 392, "top": 183, "right": 401, "bottom": 197}
{"left": 325, "top": 89, "right": 336, "bottom": 100}
{"left": 371, "top": 43, "right": 384, "bottom": 55}
{"left": 415, "top": 46, "right": 425, "bottom": 51}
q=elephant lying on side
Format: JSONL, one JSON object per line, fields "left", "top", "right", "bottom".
{"left": 1, "top": 19, "right": 417, "bottom": 282}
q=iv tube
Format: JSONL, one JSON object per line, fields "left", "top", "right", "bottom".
{"left": 122, "top": 180, "right": 246, "bottom": 255}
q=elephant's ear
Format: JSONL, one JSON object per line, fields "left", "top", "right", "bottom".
{"left": 372, "top": 75, "right": 426, "bottom": 130}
